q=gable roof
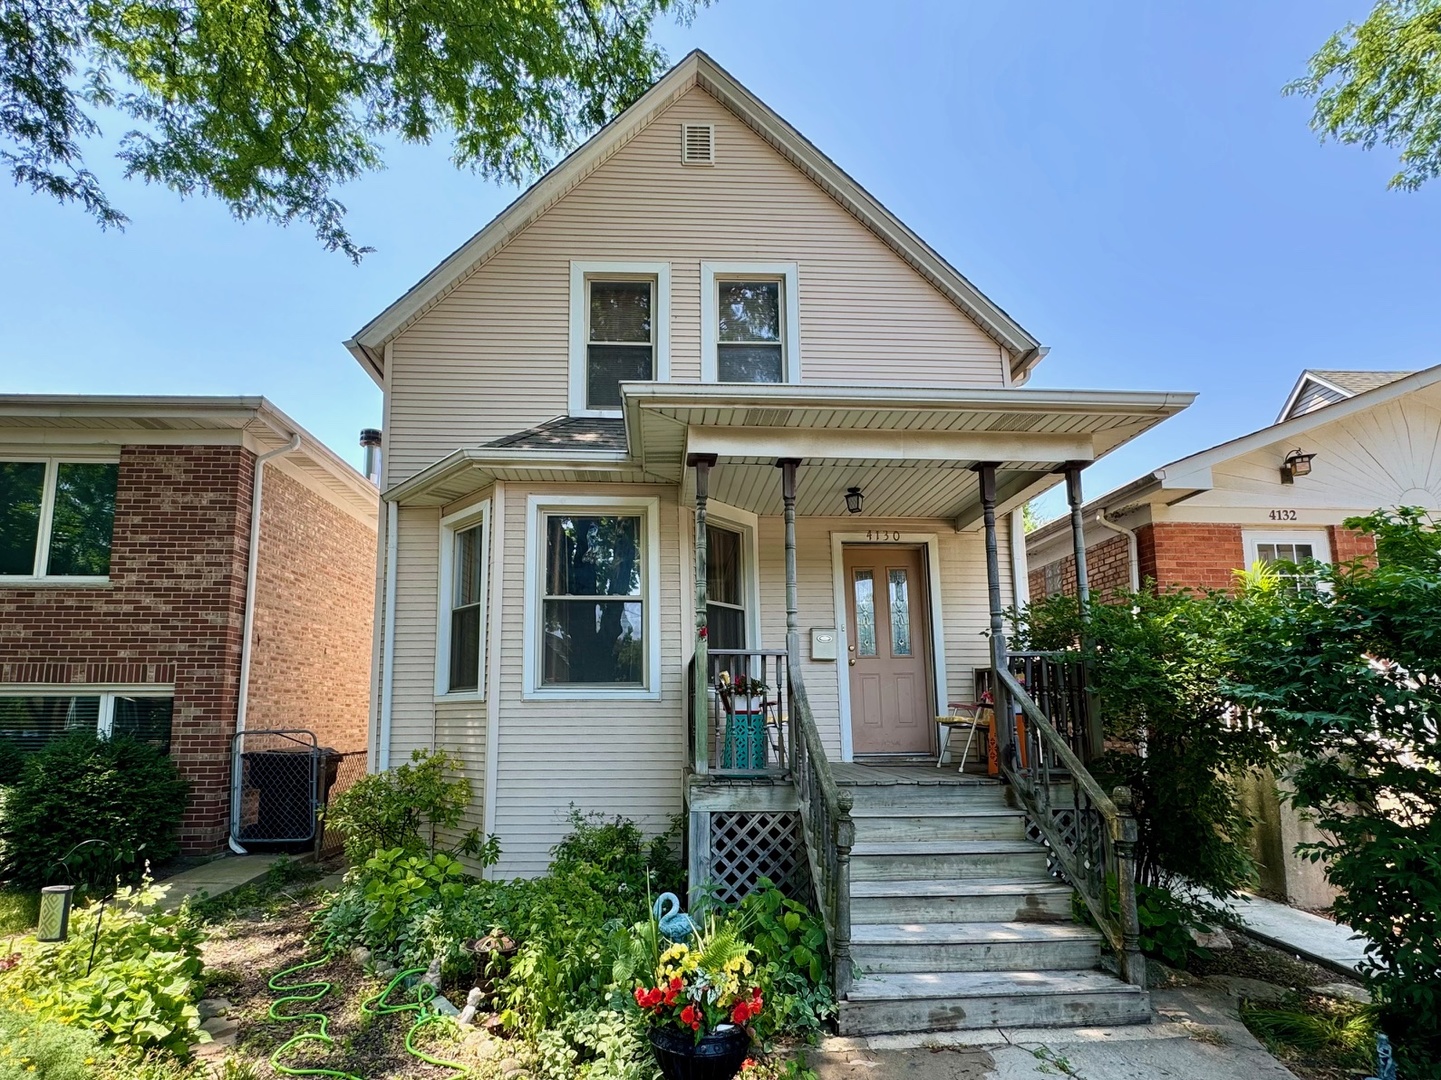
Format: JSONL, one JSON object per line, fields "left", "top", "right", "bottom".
{"left": 1276, "top": 368, "right": 1416, "bottom": 423}
{"left": 1028, "top": 363, "right": 1441, "bottom": 548}
{"left": 345, "top": 50, "right": 1044, "bottom": 387}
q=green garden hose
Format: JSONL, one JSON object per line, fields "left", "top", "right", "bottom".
{"left": 266, "top": 942, "right": 470, "bottom": 1078}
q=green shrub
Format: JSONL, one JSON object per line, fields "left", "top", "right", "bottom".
{"left": 0, "top": 739, "right": 22, "bottom": 786}
{"left": 326, "top": 747, "right": 485, "bottom": 861}
{"left": 0, "top": 733, "right": 188, "bottom": 889}
{"left": 728, "top": 878, "right": 835, "bottom": 1040}
{"left": 0, "top": 1007, "right": 105, "bottom": 1080}
{"left": 0, "top": 881, "right": 206, "bottom": 1057}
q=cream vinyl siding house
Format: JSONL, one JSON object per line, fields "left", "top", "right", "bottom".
{"left": 351, "top": 50, "right": 1195, "bottom": 1033}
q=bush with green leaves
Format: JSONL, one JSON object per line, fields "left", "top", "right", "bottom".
{"left": 0, "top": 739, "right": 22, "bottom": 786}
{"left": 1012, "top": 587, "right": 1274, "bottom": 911}
{"left": 317, "top": 847, "right": 474, "bottom": 960}
{"left": 0, "top": 733, "right": 188, "bottom": 889}
{"left": 326, "top": 747, "right": 485, "bottom": 861}
{"left": 727, "top": 878, "right": 835, "bottom": 1040}
{"left": 0, "top": 1007, "right": 105, "bottom": 1079}
{"left": 0, "top": 881, "right": 206, "bottom": 1057}
{"left": 1224, "top": 507, "right": 1441, "bottom": 1074}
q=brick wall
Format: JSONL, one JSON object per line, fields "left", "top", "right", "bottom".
{"left": 246, "top": 467, "right": 376, "bottom": 753}
{"left": 1026, "top": 533, "right": 1133, "bottom": 602}
{"left": 1330, "top": 525, "right": 1377, "bottom": 566}
{"left": 0, "top": 445, "right": 254, "bottom": 851}
{"left": 1136, "top": 522, "right": 1246, "bottom": 593}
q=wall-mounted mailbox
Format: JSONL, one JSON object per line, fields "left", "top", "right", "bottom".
{"left": 810, "top": 628, "right": 838, "bottom": 661}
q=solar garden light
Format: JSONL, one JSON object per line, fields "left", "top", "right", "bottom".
{"left": 37, "top": 839, "right": 130, "bottom": 975}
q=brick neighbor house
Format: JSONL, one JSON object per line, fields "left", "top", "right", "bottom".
{"left": 1026, "top": 365, "right": 1441, "bottom": 905}
{"left": 0, "top": 397, "right": 378, "bottom": 853}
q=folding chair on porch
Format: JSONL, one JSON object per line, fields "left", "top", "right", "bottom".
{"left": 936, "top": 700, "right": 992, "bottom": 772}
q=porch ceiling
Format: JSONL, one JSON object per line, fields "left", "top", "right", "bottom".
{"left": 625, "top": 384, "right": 1193, "bottom": 527}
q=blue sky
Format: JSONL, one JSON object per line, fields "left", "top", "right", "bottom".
{"left": 3, "top": 1, "right": 1438, "bottom": 518}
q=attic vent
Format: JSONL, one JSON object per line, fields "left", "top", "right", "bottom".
{"left": 681, "top": 123, "right": 715, "bottom": 165}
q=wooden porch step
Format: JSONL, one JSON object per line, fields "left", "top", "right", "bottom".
{"left": 849, "top": 805, "right": 1027, "bottom": 841}
{"left": 839, "top": 969, "right": 1150, "bottom": 1035}
{"left": 851, "top": 921, "right": 1103, "bottom": 973}
{"left": 850, "top": 839, "right": 1051, "bottom": 882}
{"left": 851, "top": 878, "right": 1074, "bottom": 924}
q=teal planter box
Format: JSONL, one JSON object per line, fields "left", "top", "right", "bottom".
{"left": 721, "top": 710, "right": 767, "bottom": 770}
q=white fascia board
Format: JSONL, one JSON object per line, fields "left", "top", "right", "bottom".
{"left": 624, "top": 382, "right": 1195, "bottom": 415}
{"left": 1274, "top": 370, "right": 1352, "bottom": 424}
{"left": 383, "top": 447, "right": 635, "bottom": 504}
{"left": 686, "top": 425, "right": 1094, "bottom": 464}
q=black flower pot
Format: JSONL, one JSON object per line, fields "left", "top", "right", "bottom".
{"left": 647, "top": 1024, "right": 751, "bottom": 1080}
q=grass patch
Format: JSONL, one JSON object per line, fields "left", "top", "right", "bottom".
{"left": 1240, "top": 994, "right": 1377, "bottom": 1080}
{"left": 0, "top": 889, "right": 38, "bottom": 935}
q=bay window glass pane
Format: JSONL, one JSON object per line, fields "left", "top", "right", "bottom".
{"left": 718, "top": 344, "right": 783, "bottom": 384}
{"left": 112, "top": 696, "right": 173, "bottom": 754}
{"left": 0, "top": 696, "right": 100, "bottom": 754}
{"left": 454, "top": 524, "right": 484, "bottom": 607}
{"left": 586, "top": 344, "right": 653, "bottom": 409}
{"left": 542, "top": 600, "right": 643, "bottom": 685}
{"left": 718, "top": 281, "right": 780, "bottom": 343}
{"left": 545, "top": 516, "right": 641, "bottom": 597}
{"left": 589, "top": 281, "right": 652, "bottom": 342}
{"left": 0, "top": 461, "right": 45, "bottom": 575}
{"left": 450, "top": 607, "right": 482, "bottom": 692}
{"left": 47, "top": 463, "right": 118, "bottom": 576}
{"left": 706, "top": 525, "right": 741, "bottom": 607}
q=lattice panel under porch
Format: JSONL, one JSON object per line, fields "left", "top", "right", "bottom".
{"left": 707, "top": 811, "right": 807, "bottom": 904}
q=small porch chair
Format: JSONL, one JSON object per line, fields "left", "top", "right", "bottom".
{"left": 936, "top": 699, "right": 992, "bottom": 771}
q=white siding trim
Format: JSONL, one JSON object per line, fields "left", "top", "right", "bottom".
{"left": 828, "top": 531, "right": 948, "bottom": 762}
{"left": 568, "top": 261, "right": 672, "bottom": 418}
{"left": 482, "top": 483, "right": 505, "bottom": 878}
{"left": 435, "top": 499, "right": 492, "bottom": 700}
{"left": 378, "top": 499, "right": 398, "bottom": 770}
{"left": 521, "top": 493, "right": 663, "bottom": 700}
{"left": 700, "top": 262, "right": 801, "bottom": 384}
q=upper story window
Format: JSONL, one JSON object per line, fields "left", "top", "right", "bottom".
{"left": 0, "top": 459, "right": 120, "bottom": 580}
{"left": 569, "top": 262, "right": 671, "bottom": 417}
{"left": 701, "top": 262, "right": 800, "bottom": 384}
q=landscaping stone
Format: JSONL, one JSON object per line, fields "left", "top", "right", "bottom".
{"left": 199, "top": 1015, "right": 240, "bottom": 1042}
{"left": 1192, "top": 926, "right": 1233, "bottom": 950}
{"left": 349, "top": 945, "right": 372, "bottom": 967}
{"left": 1202, "top": 975, "right": 1292, "bottom": 1002}
{"left": 197, "top": 997, "right": 231, "bottom": 1020}
{"left": 1314, "top": 981, "right": 1371, "bottom": 1005}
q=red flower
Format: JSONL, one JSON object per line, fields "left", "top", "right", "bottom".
{"left": 681, "top": 1004, "right": 701, "bottom": 1030}
{"left": 634, "top": 987, "right": 647, "bottom": 1008}
{"left": 664, "top": 983, "right": 680, "bottom": 1006}
{"left": 742, "top": 1060, "right": 757, "bottom": 1072}
{"left": 731, "top": 1001, "right": 751, "bottom": 1024}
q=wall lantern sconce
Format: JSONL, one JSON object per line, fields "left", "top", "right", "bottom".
{"left": 1280, "top": 448, "right": 1316, "bottom": 485}
{"left": 845, "top": 487, "right": 864, "bottom": 515}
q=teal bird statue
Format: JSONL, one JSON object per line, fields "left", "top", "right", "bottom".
{"left": 653, "top": 892, "right": 699, "bottom": 942}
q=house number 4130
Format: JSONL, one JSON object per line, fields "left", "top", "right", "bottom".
{"left": 866, "top": 529, "right": 903, "bottom": 541}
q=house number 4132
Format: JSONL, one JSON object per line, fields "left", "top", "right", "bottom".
{"left": 1269, "top": 509, "right": 1298, "bottom": 521}
{"left": 866, "top": 529, "right": 903, "bottom": 541}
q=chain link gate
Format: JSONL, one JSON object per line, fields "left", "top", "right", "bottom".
{"left": 231, "top": 729, "right": 323, "bottom": 848}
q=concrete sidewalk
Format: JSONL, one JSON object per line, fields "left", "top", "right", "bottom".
{"left": 156, "top": 853, "right": 308, "bottom": 910}
{"left": 1224, "top": 893, "right": 1371, "bottom": 976}
{"left": 809, "top": 985, "right": 1300, "bottom": 1080}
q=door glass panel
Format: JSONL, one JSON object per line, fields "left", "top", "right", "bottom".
{"left": 888, "top": 568, "right": 912, "bottom": 656}
{"left": 853, "top": 569, "right": 876, "bottom": 657}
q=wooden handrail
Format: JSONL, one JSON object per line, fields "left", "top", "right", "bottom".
{"left": 997, "top": 667, "right": 1117, "bottom": 819}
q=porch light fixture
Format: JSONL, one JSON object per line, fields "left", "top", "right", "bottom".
{"left": 1280, "top": 448, "right": 1316, "bottom": 485}
{"left": 844, "top": 487, "right": 864, "bottom": 515}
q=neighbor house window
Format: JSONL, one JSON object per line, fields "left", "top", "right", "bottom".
{"left": 523, "top": 496, "right": 660, "bottom": 698}
{"left": 569, "top": 262, "right": 671, "bottom": 416}
{"left": 1244, "top": 530, "right": 1331, "bottom": 592}
{"left": 437, "top": 501, "right": 490, "bottom": 697}
{"left": 0, "top": 459, "right": 119, "bottom": 578}
{"left": 701, "top": 262, "right": 799, "bottom": 384}
{"left": 0, "top": 690, "right": 174, "bottom": 755}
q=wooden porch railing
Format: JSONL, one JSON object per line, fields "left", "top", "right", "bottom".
{"left": 689, "top": 648, "right": 794, "bottom": 778}
{"left": 994, "top": 665, "right": 1145, "bottom": 987}
{"left": 787, "top": 641, "right": 854, "bottom": 999}
{"left": 1006, "top": 651, "right": 1097, "bottom": 763}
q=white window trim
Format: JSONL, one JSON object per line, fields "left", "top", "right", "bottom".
{"left": 0, "top": 455, "right": 119, "bottom": 583}
{"left": 522, "top": 494, "right": 662, "bottom": 701}
{"left": 1243, "top": 529, "right": 1332, "bottom": 568}
{"left": 701, "top": 261, "right": 801, "bottom": 385}
{"left": 0, "top": 685, "right": 175, "bottom": 738}
{"left": 436, "top": 499, "right": 491, "bottom": 700}
{"left": 568, "top": 261, "right": 671, "bottom": 418}
{"left": 702, "top": 501, "right": 761, "bottom": 650}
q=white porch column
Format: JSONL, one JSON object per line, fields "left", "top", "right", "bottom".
{"left": 776, "top": 459, "right": 801, "bottom": 656}
{"left": 689, "top": 453, "right": 717, "bottom": 775}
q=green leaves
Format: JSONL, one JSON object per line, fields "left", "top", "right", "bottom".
{"left": 1287, "top": 0, "right": 1441, "bottom": 191}
{"left": 2, "top": 0, "right": 699, "bottom": 257}
{"left": 328, "top": 747, "right": 487, "bottom": 862}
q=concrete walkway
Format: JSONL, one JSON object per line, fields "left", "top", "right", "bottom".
{"left": 810, "top": 986, "right": 1300, "bottom": 1080}
{"left": 156, "top": 853, "right": 307, "bottom": 910}
{"left": 1224, "top": 893, "right": 1372, "bottom": 976}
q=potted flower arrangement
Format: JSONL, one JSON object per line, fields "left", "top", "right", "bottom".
{"left": 634, "top": 923, "right": 763, "bottom": 1080}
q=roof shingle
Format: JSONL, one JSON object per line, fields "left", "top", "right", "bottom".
{"left": 485, "top": 416, "right": 628, "bottom": 452}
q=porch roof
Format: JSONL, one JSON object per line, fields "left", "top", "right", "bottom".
{"left": 386, "top": 383, "right": 1193, "bottom": 521}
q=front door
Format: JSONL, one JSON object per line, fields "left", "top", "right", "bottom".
{"left": 844, "top": 545, "right": 934, "bottom": 755}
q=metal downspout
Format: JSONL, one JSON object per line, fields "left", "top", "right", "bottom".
{"left": 230, "top": 428, "right": 302, "bottom": 854}
{"left": 378, "top": 499, "right": 398, "bottom": 771}
{"left": 1094, "top": 508, "right": 1141, "bottom": 592}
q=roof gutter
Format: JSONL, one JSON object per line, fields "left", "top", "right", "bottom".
{"left": 1094, "top": 508, "right": 1140, "bottom": 592}
{"left": 229, "top": 425, "right": 302, "bottom": 854}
